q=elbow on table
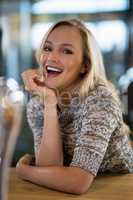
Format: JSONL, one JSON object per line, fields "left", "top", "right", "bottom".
{"left": 67, "top": 167, "right": 94, "bottom": 195}
{"left": 70, "top": 180, "right": 93, "bottom": 195}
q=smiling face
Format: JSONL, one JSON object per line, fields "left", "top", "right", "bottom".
{"left": 40, "top": 25, "right": 86, "bottom": 92}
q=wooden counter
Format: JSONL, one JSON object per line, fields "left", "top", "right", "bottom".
{"left": 9, "top": 168, "right": 133, "bottom": 200}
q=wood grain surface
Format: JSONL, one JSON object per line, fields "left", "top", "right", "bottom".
{"left": 8, "top": 168, "right": 133, "bottom": 200}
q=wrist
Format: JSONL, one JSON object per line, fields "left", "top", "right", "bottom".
{"left": 44, "top": 104, "right": 58, "bottom": 114}
{"left": 45, "top": 103, "right": 57, "bottom": 108}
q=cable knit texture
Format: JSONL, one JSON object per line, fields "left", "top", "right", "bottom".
{"left": 26, "top": 83, "right": 133, "bottom": 176}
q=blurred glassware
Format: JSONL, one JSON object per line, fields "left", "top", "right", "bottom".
{"left": 0, "top": 76, "right": 24, "bottom": 200}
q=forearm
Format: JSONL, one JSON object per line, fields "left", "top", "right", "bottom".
{"left": 16, "top": 164, "right": 93, "bottom": 194}
{"left": 36, "top": 105, "right": 63, "bottom": 166}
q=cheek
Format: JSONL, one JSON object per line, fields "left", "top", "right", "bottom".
{"left": 64, "top": 58, "right": 82, "bottom": 74}
{"left": 40, "top": 54, "right": 47, "bottom": 63}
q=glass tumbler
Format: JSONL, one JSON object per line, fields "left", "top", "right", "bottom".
{"left": 0, "top": 77, "right": 24, "bottom": 200}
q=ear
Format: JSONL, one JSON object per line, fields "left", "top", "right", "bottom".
{"left": 80, "top": 64, "right": 88, "bottom": 74}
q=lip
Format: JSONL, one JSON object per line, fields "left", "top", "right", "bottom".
{"left": 45, "top": 65, "right": 63, "bottom": 73}
{"left": 43, "top": 64, "right": 64, "bottom": 79}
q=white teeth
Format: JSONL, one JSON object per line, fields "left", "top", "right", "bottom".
{"left": 47, "top": 66, "right": 62, "bottom": 73}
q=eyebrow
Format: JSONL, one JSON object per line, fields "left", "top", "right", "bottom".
{"left": 45, "top": 40, "right": 74, "bottom": 48}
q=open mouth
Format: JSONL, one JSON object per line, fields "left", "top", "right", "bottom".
{"left": 33, "top": 65, "right": 63, "bottom": 86}
{"left": 46, "top": 66, "right": 63, "bottom": 78}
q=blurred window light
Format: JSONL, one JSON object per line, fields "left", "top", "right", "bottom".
{"left": 31, "top": 20, "right": 127, "bottom": 52}
{"left": 7, "top": 78, "right": 19, "bottom": 91}
{"left": 31, "top": 23, "right": 53, "bottom": 49}
{"left": 9, "top": 90, "right": 24, "bottom": 104}
{"left": 87, "top": 20, "right": 127, "bottom": 52}
{"left": 118, "top": 67, "right": 133, "bottom": 90}
{"left": 32, "top": 0, "right": 129, "bottom": 14}
{"left": 126, "top": 67, "right": 133, "bottom": 78}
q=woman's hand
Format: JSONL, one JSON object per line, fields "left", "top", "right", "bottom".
{"left": 21, "top": 69, "right": 58, "bottom": 107}
{"left": 16, "top": 154, "right": 35, "bottom": 166}
{"left": 16, "top": 154, "right": 32, "bottom": 180}
{"left": 21, "top": 69, "right": 41, "bottom": 92}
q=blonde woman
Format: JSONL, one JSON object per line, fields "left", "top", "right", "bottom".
{"left": 16, "top": 19, "right": 133, "bottom": 194}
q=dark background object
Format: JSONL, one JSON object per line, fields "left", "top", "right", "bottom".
{"left": 128, "top": 81, "right": 133, "bottom": 130}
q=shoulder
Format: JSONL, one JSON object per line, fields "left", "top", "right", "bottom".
{"left": 82, "top": 83, "right": 123, "bottom": 123}
{"left": 84, "top": 83, "right": 120, "bottom": 106}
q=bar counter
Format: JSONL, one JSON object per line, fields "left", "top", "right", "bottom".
{"left": 9, "top": 168, "right": 133, "bottom": 200}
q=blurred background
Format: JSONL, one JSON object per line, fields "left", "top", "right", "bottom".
{"left": 0, "top": 0, "right": 133, "bottom": 165}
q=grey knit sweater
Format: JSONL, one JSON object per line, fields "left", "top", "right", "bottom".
{"left": 26, "top": 84, "right": 133, "bottom": 176}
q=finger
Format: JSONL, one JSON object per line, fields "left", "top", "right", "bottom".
{"left": 25, "top": 75, "right": 38, "bottom": 92}
{"left": 21, "top": 73, "right": 31, "bottom": 90}
{"left": 18, "top": 154, "right": 32, "bottom": 165}
{"left": 19, "top": 157, "right": 29, "bottom": 164}
{"left": 33, "top": 76, "right": 45, "bottom": 87}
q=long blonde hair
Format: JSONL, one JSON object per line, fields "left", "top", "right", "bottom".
{"left": 36, "top": 18, "right": 118, "bottom": 101}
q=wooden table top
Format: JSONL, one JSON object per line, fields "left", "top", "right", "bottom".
{"left": 8, "top": 168, "right": 133, "bottom": 200}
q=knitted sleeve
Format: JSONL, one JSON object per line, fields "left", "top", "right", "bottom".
{"left": 26, "top": 96, "right": 44, "bottom": 156}
{"left": 70, "top": 87, "right": 121, "bottom": 176}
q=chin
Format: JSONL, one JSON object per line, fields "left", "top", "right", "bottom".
{"left": 46, "top": 80, "right": 61, "bottom": 89}
{"left": 45, "top": 81, "right": 58, "bottom": 90}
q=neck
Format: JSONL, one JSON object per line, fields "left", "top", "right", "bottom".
{"left": 57, "top": 80, "right": 81, "bottom": 109}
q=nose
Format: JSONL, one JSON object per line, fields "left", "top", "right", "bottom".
{"left": 47, "top": 50, "right": 59, "bottom": 62}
